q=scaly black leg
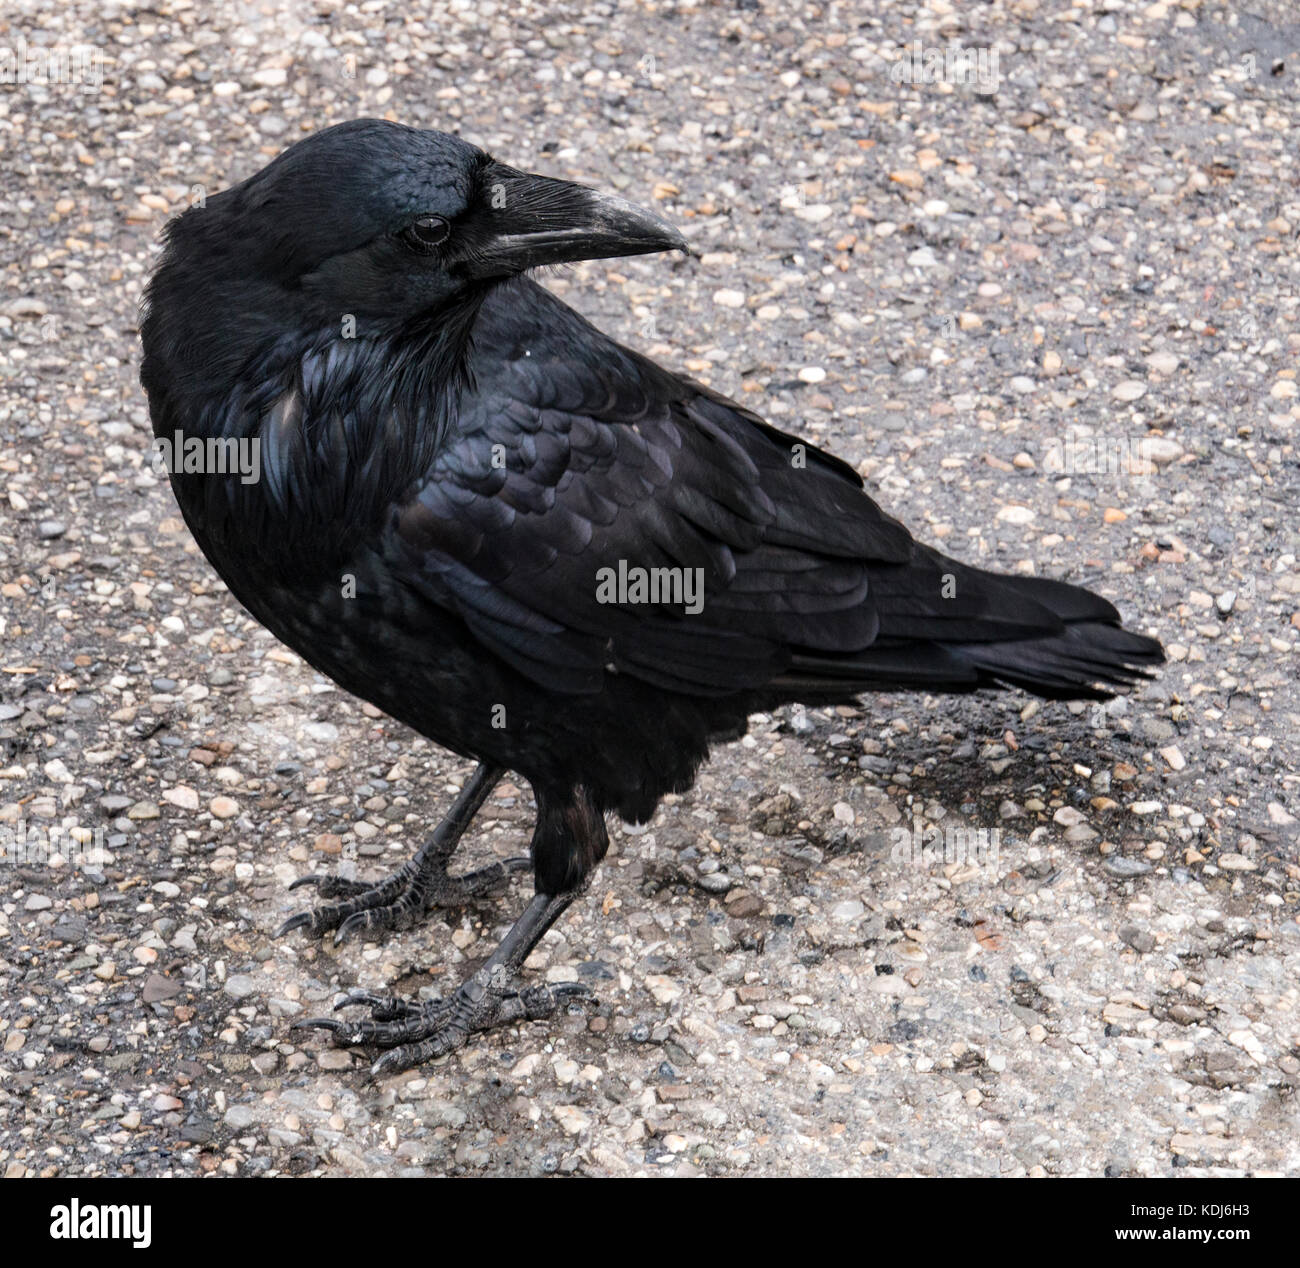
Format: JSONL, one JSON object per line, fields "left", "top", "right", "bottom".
{"left": 296, "top": 889, "right": 588, "bottom": 1075}
{"left": 276, "top": 763, "right": 527, "bottom": 944}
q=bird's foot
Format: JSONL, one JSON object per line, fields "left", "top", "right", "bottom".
{"left": 275, "top": 854, "right": 530, "bottom": 944}
{"left": 294, "top": 971, "right": 591, "bottom": 1075}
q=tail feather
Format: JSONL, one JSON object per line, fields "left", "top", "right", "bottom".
{"left": 950, "top": 620, "right": 1165, "bottom": 700}
{"left": 781, "top": 567, "right": 1164, "bottom": 701}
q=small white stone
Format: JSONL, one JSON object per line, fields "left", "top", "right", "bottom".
{"left": 163, "top": 785, "right": 200, "bottom": 811}
{"left": 554, "top": 1105, "right": 590, "bottom": 1134}
{"left": 645, "top": 974, "right": 682, "bottom": 1004}
{"left": 997, "top": 505, "right": 1036, "bottom": 525}
{"left": 1138, "top": 437, "right": 1183, "bottom": 466}
{"left": 1218, "top": 853, "right": 1257, "bottom": 871}
{"left": 794, "top": 204, "right": 832, "bottom": 223}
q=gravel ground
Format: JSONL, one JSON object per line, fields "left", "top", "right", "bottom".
{"left": 2, "top": 0, "right": 1299, "bottom": 1178}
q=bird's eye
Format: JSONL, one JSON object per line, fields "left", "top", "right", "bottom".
{"left": 399, "top": 215, "right": 451, "bottom": 252}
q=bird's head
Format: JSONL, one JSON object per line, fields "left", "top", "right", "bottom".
{"left": 149, "top": 119, "right": 686, "bottom": 337}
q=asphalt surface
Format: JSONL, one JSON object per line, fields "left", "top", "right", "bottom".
{"left": 1, "top": 0, "right": 1299, "bottom": 1176}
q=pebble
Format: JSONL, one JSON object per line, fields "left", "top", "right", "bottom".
{"left": 225, "top": 1105, "right": 256, "bottom": 1129}
{"left": 143, "top": 974, "right": 182, "bottom": 1003}
{"left": 5, "top": 297, "right": 47, "bottom": 317}
{"left": 1138, "top": 437, "right": 1183, "bottom": 465}
{"left": 554, "top": 1106, "right": 590, "bottom": 1134}
{"left": 1104, "top": 858, "right": 1153, "bottom": 878}
{"left": 1119, "top": 926, "right": 1155, "bottom": 954}
{"left": 1217, "top": 854, "right": 1257, "bottom": 872}
{"left": 163, "top": 786, "right": 201, "bottom": 811}
{"left": 645, "top": 976, "right": 682, "bottom": 1005}
{"left": 724, "top": 890, "right": 763, "bottom": 918}
{"left": 997, "top": 505, "right": 1035, "bottom": 525}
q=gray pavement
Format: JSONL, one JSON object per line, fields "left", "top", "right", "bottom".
{"left": 1, "top": 0, "right": 1298, "bottom": 1176}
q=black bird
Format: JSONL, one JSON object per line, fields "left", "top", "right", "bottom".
{"left": 141, "top": 120, "right": 1163, "bottom": 1074}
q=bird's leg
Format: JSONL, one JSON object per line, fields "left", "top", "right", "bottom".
{"left": 295, "top": 785, "right": 607, "bottom": 1073}
{"left": 276, "top": 762, "right": 528, "bottom": 944}
{"left": 296, "top": 889, "right": 588, "bottom": 1076}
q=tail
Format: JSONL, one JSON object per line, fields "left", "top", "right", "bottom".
{"left": 782, "top": 564, "right": 1164, "bottom": 702}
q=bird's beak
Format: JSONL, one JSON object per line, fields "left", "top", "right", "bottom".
{"left": 455, "top": 163, "right": 687, "bottom": 279}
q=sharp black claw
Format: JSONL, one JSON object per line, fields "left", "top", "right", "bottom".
{"left": 333, "top": 911, "right": 369, "bottom": 946}
{"left": 370, "top": 1049, "right": 412, "bottom": 1079}
{"left": 274, "top": 912, "right": 313, "bottom": 938}
{"left": 292, "top": 1016, "right": 343, "bottom": 1033}
{"left": 288, "top": 874, "right": 325, "bottom": 891}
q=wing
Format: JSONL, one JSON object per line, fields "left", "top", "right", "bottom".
{"left": 383, "top": 280, "right": 914, "bottom": 696}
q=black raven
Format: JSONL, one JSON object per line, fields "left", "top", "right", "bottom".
{"left": 141, "top": 119, "right": 1163, "bottom": 1074}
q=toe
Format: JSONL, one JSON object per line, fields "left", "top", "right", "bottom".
{"left": 334, "top": 990, "right": 413, "bottom": 1020}
{"left": 369, "top": 1029, "right": 464, "bottom": 1077}
{"left": 274, "top": 911, "right": 314, "bottom": 938}
{"left": 333, "top": 911, "right": 370, "bottom": 946}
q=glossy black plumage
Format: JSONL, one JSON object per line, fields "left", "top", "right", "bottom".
{"left": 140, "top": 121, "right": 1163, "bottom": 1068}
